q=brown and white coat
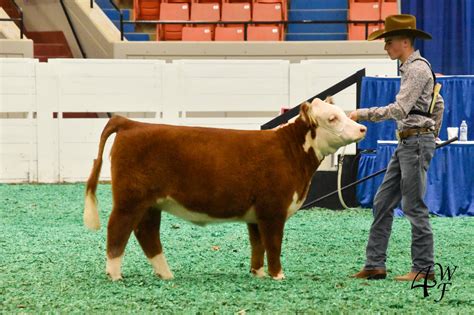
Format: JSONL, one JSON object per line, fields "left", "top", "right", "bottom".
{"left": 84, "top": 98, "right": 367, "bottom": 281}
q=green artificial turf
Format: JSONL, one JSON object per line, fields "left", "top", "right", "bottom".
{"left": 1, "top": 184, "right": 473, "bottom": 314}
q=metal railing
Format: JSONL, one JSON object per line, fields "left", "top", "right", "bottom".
{"left": 261, "top": 69, "right": 366, "bottom": 130}
{"left": 59, "top": 0, "right": 87, "bottom": 58}
{"left": 0, "top": 0, "right": 24, "bottom": 38}
{"left": 125, "top": 19, "right": 383, "bottom": 41}
{"left": 106, "top": 0, "right": 124, "bottom": 40}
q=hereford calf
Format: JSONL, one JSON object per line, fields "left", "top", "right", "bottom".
{"left": 84, "top": 98, "right": 366, "bottom": 281}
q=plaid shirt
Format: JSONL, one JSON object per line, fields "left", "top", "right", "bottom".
{"left": 357, "top": 50, "right": 444, "bottom": 135}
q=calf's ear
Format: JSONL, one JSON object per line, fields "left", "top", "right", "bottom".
{"left": 324, "top": 96, "right": 335, "bottom": 104}
{"left": 300, "top": 101, "right": 318, "bottom": 128}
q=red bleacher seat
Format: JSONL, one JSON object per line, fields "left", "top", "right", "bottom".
{"left": 182, "top": 26, "right": 213, "bottom": 40}
{"left": 134, "top": 0, "right": 161, "bottom": 20}
{"left": 221, "top": 2, "right": 251, "bottom": 21}
{"left": 349, "top": 0, "right": 380, "bottom": 21}
{"left": 191, "top": 2, "right": 220, "bottom": 20}
{"left": 381, "top": 0, "right": 398, "bottom": 19}
{"left": 253, "top": 0, "right": 287, "bottom": 20}
{"left": 247, "top": 25, "right": 280, "bottom": 41}
{"left": 252, "top": 3, "right": 282, "bottom": 21}
{"left": 157, "top": 2, "right": 190, "bottom": 40}
{"left": 215, "top": 26, "right": 244, "bottom": 41}
{"left": 190, "top": 2, "right": 220, "bottom": 36}
{"left": 221, "top": 2, "right": 251, "bottom": 30}
{"left": 194, "top": 0, "right": 222, "bottom": 3}
{"left": 252, "top": 3, "right": 284, "bottom": 40}
{"left": 162, "top": 0, "right": 191, "bottom": 3}
{"left": 348, "top": 23, "right": 382, "bottom": 40}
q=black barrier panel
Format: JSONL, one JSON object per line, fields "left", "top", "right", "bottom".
{"left": 261, "top": 69, "right": 365, "bottom": 130}
{"left": 303, "top": 155, "right": 359, "bottom": 210}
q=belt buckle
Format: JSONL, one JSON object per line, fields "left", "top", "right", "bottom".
{"left": 396, "top": 130, "right": 401, "bottom": 141}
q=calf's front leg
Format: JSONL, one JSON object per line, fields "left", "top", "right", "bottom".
{"left": 257, "top": 218, "right": 286, "bottom": 280}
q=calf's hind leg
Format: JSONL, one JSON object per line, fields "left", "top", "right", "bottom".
{"left": 247, "top": 223, "right": 267, "bottom": 278}
{"left": 134, "top": 207, "right": 174, "bottom": 280}
{"left": 106, "top": 201, "right": 149, "bottom": 281}
{"left": 106, "top": 207, "right": 139, "bottom": 280}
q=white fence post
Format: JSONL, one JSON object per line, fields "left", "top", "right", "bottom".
{"left": 0, "top": 58, "right": 38, "bottom": 183}
{"left": 36, "top": 62, "right": 59, "bottom": 183}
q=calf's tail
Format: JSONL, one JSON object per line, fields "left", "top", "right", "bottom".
{"left": 83, "top": 115, "right": 129, "bottom": 230}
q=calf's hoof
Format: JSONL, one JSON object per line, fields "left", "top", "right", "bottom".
{"left": 251, "top": 267, "right": 267, "bottom": 278}
{"left": 106, "top": 271, "right": 123, "bottom": 281}
{"left": 156, "top": 271, "right": 174, "bottom": 280}
{"left": 271, "top": 271, "right": 285, "bottom": 280}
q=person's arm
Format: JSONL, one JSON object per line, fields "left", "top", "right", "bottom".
{"left": 431, "top": 93, "right": 445, "bottom": 137}
{"left": 354, "top": 67, "right": 431, "bottom": 122}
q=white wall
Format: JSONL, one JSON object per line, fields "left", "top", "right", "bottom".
{"left": 113, "top": 41, "right": 390, "bottom": 62}
{"left": 0, "top": 58, "right": 397, "bottom": 183}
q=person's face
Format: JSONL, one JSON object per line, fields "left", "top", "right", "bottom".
{"left": 384, "top": 36, "right": 412, "bottom": 60}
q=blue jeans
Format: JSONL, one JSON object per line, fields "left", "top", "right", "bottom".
{"left": 365, "top": 133, "right": 436, "bottom": 273}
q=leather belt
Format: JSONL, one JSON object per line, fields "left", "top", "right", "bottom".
{"left": 397, "top": 128, "right": 434, "bottom": 140}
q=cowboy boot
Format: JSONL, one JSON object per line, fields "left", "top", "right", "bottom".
{"left": 351, "top": 268, "right": 387, "bottom": 280}
{"left": 394, "top": 271, "right": 435, "bottom": 281}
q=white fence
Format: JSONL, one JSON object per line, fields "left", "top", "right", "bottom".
{"left": 0, "top": 58, "right": 396, "bottom": 183}
{"left": 0, "top": 59, "right": 37, "bottom": 182}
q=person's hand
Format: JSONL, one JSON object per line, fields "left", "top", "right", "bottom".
{"left": 348, "top": 111, "right": 358, "bottom": 121}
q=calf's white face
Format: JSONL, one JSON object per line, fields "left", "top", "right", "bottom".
{"left": 301, "top": 98, "right": 367, "bottom": 160}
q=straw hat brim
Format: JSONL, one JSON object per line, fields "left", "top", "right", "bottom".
{"left": 368, "top": 28, "right": 432, "bottom": 41}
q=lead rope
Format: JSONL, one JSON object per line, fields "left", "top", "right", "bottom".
{"left": 337, "top": 145, "right": 350, "bottom": 209}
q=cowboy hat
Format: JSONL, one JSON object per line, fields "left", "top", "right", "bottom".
{"left": 368, "top": 14, "right": 432, "bottom": 41}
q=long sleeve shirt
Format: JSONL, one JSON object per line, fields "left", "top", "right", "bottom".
{"left": 357, "top": 50, "right": 445, "bottom": 135}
